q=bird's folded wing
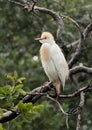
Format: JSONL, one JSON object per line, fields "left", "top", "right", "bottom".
{"left": 51, "top": 44, "right": 69, "bottom": 87}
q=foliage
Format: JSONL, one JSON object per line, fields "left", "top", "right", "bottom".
{"left": 0, "top": 72, "right": 44, "bottom": 129}
{"left": 18, "top": 101, "right": 44, "bottom": 120}
{"left": 0, "top": 124, "right": 4, "bottom": 130}
{"left": 0, "top": 71, "right": 26, "bottom": 112}
{"left": 0, "top": 0, "right": 92, "bottom": 130}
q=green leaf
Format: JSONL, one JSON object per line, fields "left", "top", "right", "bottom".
{"left": 18, "top": 89, "right": 26, "bottom": 96}
{"left": 3, "top": 85, "right": 11, "bottom": 96}
{"left": 14, "top": 70, "right": 18, "bottom": 79}
{"left": 7, "top": 75, "right": 15, "bottom": 85}
{"left": 7, "top": 75, "right": 14, "bottom": 81}
{"left": 32, "top": 105, "right": 44, "bottom": 112}
{"left": 0, "top": 123, "right": 4, "bottom": 130}
{"left": 13, "top": 84, "right": 26, "bottom": 95}
{"left": 14, "top": 84, "right": 23, "bottom": 91}
{"left": 18, "top": 101, "right": 33, "bottom": 113}
{"left": 17, "top": 77, "right": 26, "bottom": 83}
{"left": 0, "top": 95, "right": 5, "bottom": 100}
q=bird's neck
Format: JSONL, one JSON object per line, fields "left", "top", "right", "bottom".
{"left": 40, "top": 43, "right": 51, "bottom": 62}
{"left": 44, "top": 40, "right": 56, "bottom": 45}
{"left": 49, "top": 40, "right": 56, "bottom": 44}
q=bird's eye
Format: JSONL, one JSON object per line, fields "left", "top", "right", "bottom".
{"left": 44, "top": 37, "right": 47, "bottom": 39}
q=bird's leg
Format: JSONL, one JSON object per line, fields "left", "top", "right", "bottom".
{"left": 54, "top": 80, "right": 61, "bottom": 100}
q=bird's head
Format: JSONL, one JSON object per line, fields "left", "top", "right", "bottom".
{"left": 35, "top": 32, "right": 55, "bottom": 44}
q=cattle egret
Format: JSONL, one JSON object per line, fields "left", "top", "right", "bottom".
{"left": 35, "top": 32, "right": 69, "bottom": 96}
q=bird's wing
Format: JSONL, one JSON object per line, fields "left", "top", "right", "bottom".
{"left": 51, "top": 43, "right": 69, "bottom": 88}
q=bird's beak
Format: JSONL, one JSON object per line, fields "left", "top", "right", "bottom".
{"left": 35, "top": 37, "right": 44, "bottom": 41}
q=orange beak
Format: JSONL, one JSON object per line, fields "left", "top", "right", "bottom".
{"left": 35, "top": 37, "right": 44, "bottom": 41}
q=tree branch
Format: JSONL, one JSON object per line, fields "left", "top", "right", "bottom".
{"left": 9, "top": 0, "right": 92, "bottom": 68}
{"left": 76, "top": 92, "right": 85, "bottom": 130}
{"left": 9, "top": 0, "right": 64, "bottom": 44}
{"left": 9, "top": 0, "right": 70, "bottom": 54}
{"left": 34, "top": 6, "right": 64, "bottom": 43}
{"left": 2, "top": 0, "right": 91, "bottom": 126}
{"left": 0, "top": 82, "right": 92, "bottom": 123}
{"left": 59, "top": 84, "right": 92, "bottom": 99}
{"left": 83, "top": 23, "right": 92, "bottom": 39}
{"left": 68, "top": 23, "right": 92, "bottom": 68}
{"left": 70, "top": 66, "right": 92, "bottom": 76}
{"left": 0, "top": 81, "right": 53, "bottom": 123}
{"left": 46, "top": 95, "right": 68, "bottom": 115}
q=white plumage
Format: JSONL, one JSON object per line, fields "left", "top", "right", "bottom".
{"left": 35, "top": 32, "right": 69, "bottom": 95}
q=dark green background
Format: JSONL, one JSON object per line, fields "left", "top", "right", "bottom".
{"left": 0, "top": 0, "right": 92, "bottom": 129}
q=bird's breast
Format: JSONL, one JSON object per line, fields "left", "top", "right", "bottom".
{"left": 40, "top": 44, "right": 51, "bottom": 62}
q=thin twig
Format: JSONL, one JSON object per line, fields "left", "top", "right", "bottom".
{"left": 60, "top": 15, "right": 83, "bottom": 38}
{"left": 8, "top": 121, "right": 11, "bottom": 130}
{"left": 9, "top": 0, "right": 24, "bottom": 7}
{"left": 66, "top": 115, "right": 69, "bottom": 129}
{"left": 68, "top": 23, "right": 92, "bottom": 68}
{"left": 83, "top": 23, "right": 92, "bottom": 39}
{"left": 67, "top": 40, "right": 79, "bottom": 48}
{"left": 46, "top": 96, "right": 69, "bottom": 129}
{"left": 59, "top": 84, "right": 92, "bottom": 99}
{"left": 46, "top": 95, "right": 68, "bottom": 115}
{"left": 76, "top": 92, "right": 85, "bottom": 130}
{"left": 1, "top": 0, "right": 92, "bottom": 124}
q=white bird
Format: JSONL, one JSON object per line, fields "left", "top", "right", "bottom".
{"left": 35, "top": 32, "right": 69, "bottom": 96}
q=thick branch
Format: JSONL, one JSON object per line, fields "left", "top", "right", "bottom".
{"left": 70, "top": 66, "right": 92, "bottom": 76}
{"left": 9, "top": 0, "right": 92, "bottom": 67}
{"left": 9, "top": 0, "right": 69, "bottom": 55}
{"left": 34, "top": 6, "right": 64, "bottom": 43}
{"left": 9, "top": 1, "right": 92, "bottom": 68}
{"left": 0, "top": 83, "right": 92, "bottom": 123}
{"left": 9, "top": 0, "right": 64, "bottom": 44}
{"left": 0, "top": 81, "right": 53, "bottom": 123}
{"left": 2, "top": 0, "right": 91, "bottom": 125}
